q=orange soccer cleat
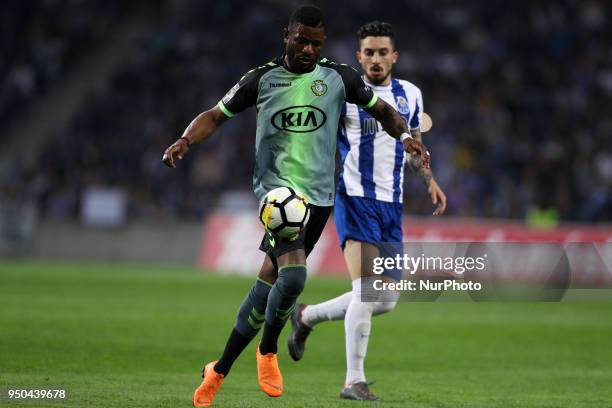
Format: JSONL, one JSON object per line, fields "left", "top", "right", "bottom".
{"left": 256, "top": 346, "right": 284, "bottom": 397}
{"left": 193, "top": 361, "right": 225, "bottom": 407}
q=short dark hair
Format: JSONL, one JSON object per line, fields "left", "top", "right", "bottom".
{"left": 357, "top": 21, "right": 394, "bottom": 45}
{"left": 288, "top": 5, "right": 324, "bottom": 29}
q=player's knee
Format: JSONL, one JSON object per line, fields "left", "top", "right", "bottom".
{"left": 374, "top": 300, "right": 397, "bottom": 315}
{"left": 351, "top": 277, "right": 380, "bottom": 303}
{"left": 258, "top": 256, "right": 278, "bottom": 284}
{"left": 277, "top": 265, "right": 307, "bottom": 297}
{"left": 373, "top": 288, "right": 399, "bottom": 315}
{"left": 350, "top": 278, "right": 364, "bottom": 302}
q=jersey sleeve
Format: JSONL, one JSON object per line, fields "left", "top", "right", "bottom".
{"left": 410, "top": 88, "right": 423, "bottom": 130}
{"left": 217, "top": 69, "right": 261, "bottom": 118}
{"left": 336, "top": 64, "right": 378, "bottom": 108}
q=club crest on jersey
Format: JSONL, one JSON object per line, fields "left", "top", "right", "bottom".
{"left": 310, "top": 80, "right": 328, "bottom": 96}
{"left": 395, "top": 96, "right": 410, "bottom": 115}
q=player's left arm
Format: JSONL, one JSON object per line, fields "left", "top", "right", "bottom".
{"left": 406, "top": 89, "right": 446, "bottom": 215}
{"left": 366, "top": 99, "right": 444, "bottom": 214}
{"left": 407, "top": 127, "right": 446, "bottom": 215}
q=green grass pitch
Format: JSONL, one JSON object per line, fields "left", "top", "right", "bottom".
{"left": 1, "top": 260, "right": 612, "bottom": 407}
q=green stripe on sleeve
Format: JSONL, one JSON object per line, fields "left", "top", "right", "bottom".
{"left": 358, "top": 93, "right": 378, "bottom": 109}
{"left": 217, "top": 101, "right": 235, "bottom": 118}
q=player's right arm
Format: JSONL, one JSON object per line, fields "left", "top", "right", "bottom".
{"left": 162, "top": 66, "right": 263, "bottom": 168}
{"left": 162, "top": 106, "right": 228, "bottom": 168}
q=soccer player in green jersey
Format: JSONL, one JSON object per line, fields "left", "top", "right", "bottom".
{"left": 162, "top": 6, "right": 429, "bottom": 407}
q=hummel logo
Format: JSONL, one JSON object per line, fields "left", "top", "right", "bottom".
{"left": 270, "top": 82, "right": 292, "bottom": 88}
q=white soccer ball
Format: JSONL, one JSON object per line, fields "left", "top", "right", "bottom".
{"left": 259, "top": 187, "right": 310, "bottom": 239}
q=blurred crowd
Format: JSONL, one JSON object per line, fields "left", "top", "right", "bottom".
{"left": 0, "top": 0, "right": 134, "bottom": 126}
{"left": 2, "top": 0, "right": 611, "bottom": 223}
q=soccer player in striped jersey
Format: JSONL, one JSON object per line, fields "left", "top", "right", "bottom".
{"left": 288, "top": 21, "right": 447, "bottom": 401}
{"left": 162, "top": 8, "right": 430, "bottom": 407}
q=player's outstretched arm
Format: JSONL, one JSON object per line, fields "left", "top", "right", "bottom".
{"left": 407, "top": 128, "right": 447, "bottom": 215}
{"left": 364, "top": 99, "right": 430, "bottom": 169}
{"left": 162, "top": 106, "right": 229, "bottom": 168}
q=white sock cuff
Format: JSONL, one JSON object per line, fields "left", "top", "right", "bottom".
{"left": 302, "top": 291, "right": 353, "bottom": 327}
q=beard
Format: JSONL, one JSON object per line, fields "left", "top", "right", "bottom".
{"left": 365, "top": 69, "right": 390, "bottom": 86}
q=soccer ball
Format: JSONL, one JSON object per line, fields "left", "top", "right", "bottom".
{"left": 259, "top": 187, "right": 310, "bottom": 239}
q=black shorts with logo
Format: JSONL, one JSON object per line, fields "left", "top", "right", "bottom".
{"left": 259, "top": 204, "right": 332, "bottom": 263}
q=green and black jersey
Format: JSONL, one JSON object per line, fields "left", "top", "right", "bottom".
{"left": 218, "top": 57, "right": 378, "bottom": 206}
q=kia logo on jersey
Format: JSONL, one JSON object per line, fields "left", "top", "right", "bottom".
{"left": 271, "top": 105, "right": 327, "bottom": 133}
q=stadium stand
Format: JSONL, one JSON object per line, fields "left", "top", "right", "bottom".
{"left": 0, "top": 1, "right": 141, "bottom": 128}
{"left": 1, "top": 1, "right": 610, "bottom": 222}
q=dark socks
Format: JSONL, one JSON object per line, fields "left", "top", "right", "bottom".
{"left": 235, "top": 279, "right": 272, "bottom": 338}
{"left": 214, "top": 328, "right": 251, "bottom": 376}
{"left": 214, "top": 279, "right": 272, "bottom": 376}
{"left": 259, "top": 322, "right": 284, "bottom": 354}
{"left": 259, "top": 265, "right": 307, "bottom": 355}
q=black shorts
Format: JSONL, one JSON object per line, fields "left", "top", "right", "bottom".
{"left": 259, "top": 204, "right": 332, "bottom": 263}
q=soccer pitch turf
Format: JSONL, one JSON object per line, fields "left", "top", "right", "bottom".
{"left": 1, "top": 261, "right": 612, "bottom": 407}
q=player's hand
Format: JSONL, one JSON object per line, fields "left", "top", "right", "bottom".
{"left": 162, "top": 138, "right": 190, "bottom": 168}
{"left": 403, "top": 138, "right": 430, "bottom": 169}
{"left": 428, "top": 179, "right": 447, "bottom": 216}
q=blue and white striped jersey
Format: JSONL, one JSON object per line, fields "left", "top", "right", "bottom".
{"left": 337, "top": 78, "right": 423, "bottom": 203}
